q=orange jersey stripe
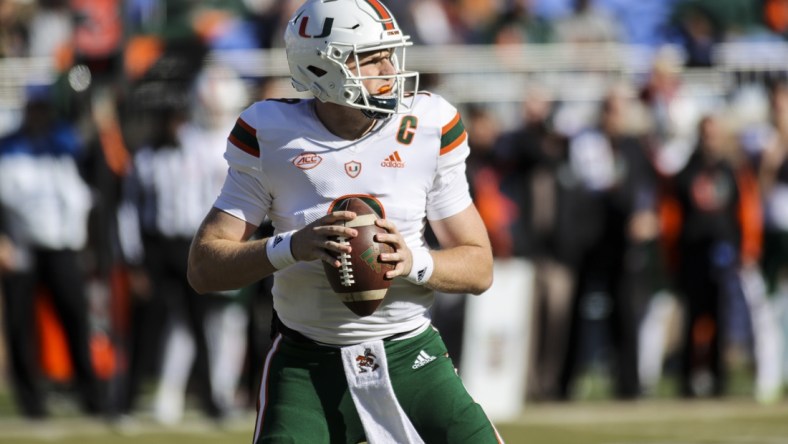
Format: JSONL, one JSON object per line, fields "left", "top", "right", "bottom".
{"left": 237, "top": 117, "right": 256, "bottom": 135}
{"left": 441, "top": 112, "right": 461, "bottom": 135}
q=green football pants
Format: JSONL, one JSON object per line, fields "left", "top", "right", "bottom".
{"left": 253, "top": 325, "right": 503, "bottom": 444}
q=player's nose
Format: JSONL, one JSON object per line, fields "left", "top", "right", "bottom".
{"left": 379, "top": 57, "right": 397, "bottom": 75}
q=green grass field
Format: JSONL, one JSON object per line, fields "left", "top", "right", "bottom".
{"left": 0, "top": 397, "right": 786, "bottom": 444}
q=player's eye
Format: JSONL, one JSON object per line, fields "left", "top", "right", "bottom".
{"left": 360, "top": 51, "right": 392, "bottom": 66}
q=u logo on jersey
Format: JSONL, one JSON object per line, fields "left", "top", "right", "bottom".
{"left": 345, "top": 161, "right": 362, "bottom": 178}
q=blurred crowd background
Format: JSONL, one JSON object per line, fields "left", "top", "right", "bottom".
{"left": 1, "top": 0, "right": 788, "bottom": 426}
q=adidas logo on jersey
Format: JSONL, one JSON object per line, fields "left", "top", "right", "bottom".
{"left": 381, "top": 151, "right": 405, "bottom": 168}
{"left": 412, "top": 350, "right": 436, "bottom": 369}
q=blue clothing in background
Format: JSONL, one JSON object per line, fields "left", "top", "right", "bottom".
{"left": 0, "top": 122, "right": 83, "bottom": 158}
{"left": 532, "top": 0, "right": 682, "bottom": 47}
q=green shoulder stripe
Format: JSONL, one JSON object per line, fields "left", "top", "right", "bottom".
{"left": 440, "top": 114, "right": 466, "bottom": 155}
{"left": 228, "top": 118, "right": 260, "bottom": 157}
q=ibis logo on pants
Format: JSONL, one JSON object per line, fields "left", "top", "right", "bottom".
{"left": 356, "top": 348, "right": 380, "bottom": 373}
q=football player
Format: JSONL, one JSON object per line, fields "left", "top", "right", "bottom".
{"left": 187, "top": 0, "right": 502, "bottom": 442}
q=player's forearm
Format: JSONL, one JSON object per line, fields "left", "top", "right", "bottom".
{"left": 187, "top": 237, "right": 276, "bottom": 294}
{"left": 423, "top": 245, "right": 492, "bottom": 295}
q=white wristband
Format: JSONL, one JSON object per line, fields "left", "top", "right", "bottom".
{"left": 266, "top": 230, "right": 297, "bottom": 270}
{"left": 405, "top": 248, "right": 434, "bottom": 285}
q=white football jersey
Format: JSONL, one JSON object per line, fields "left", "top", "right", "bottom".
{"left": 214, "top": 92, "right": 472, "bottom": 345}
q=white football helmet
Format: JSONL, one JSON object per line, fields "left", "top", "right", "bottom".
{"left": 284, "top": 0, "right": 419, "bottom": 118}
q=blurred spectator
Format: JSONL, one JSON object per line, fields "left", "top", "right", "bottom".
{"left": 466, "top": 104, "right": 514, "bottom": 257}
{"left": 666, "top": 0, "right": 778, "bottom": 65}
{"left": 190, "top": 64, "right": 251, "bottom": 418}
{"left": 117, "top": 63, "right": 249, "bottom": 423}
{"left": 554, "top": 0, "right": 623, "bottom": 44}
{"left": 752, "top": 77, "right": 788, "bottom": 402}
{"left": 713, "top": 94, "right": 777, "bottom": 404}
{"left": 430, "top": 103, "right": 506, "bottom": 369}
{"left": 478, "top": 0, "right": 556, "bottom": 45}
{"left": 251, "top": 0, "right": 301, "bottom": 49}
{"left": 694, "top": 112, "right": 775, "bottom": 403}
{"left": 191, "top": 4, "right": 259, "bottom": 51}
{"left": 559, "top": 83, "right": 657, "bottom": 400}
{"left": 0, "top": 84, "right": 103, "bottom": 419}
{"left": 669, "top": 114, "right": 742, "bottom": 398}
{"left": 446, "top": 0, "right": 502, "bottom": 44}
{"left": 0, "top": 0, "right": 30, "bottom": 58}
{"left": 70, "top": 0, "right": 124, "bottom": 72}
{"left": 668, "top": 1, "right": 724, "bottom": 67}
{"left": 118, "top": 104, "right": 223, "bottom": 423}
{"left": 408, "top": 0, "right": 463, "bottom": 46}
{"left": 733, "top": 157, "right": 781, "bottom": 405}
{"left": 493, "top": 85, "right": 578, "bottom": 401}
{"left": 763, "top": 0, "right": 788, "bottom": 39}
{"left": 759, "top": 79, "right": 788, "bottom": 304}
{"left": 639, "top": 47, "right": 706, "bottom": 177}
{"left": 26, "top": 0, "right": 71, "bottom": 59}
{"left": 126, "top": 0, "right": 258, "bottom": 51}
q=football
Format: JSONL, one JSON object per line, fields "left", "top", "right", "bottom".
{"left": 322, "top": 197, "right": 394, "bottom": 316}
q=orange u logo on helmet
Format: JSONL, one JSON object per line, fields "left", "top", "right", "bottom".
{"left": 298, "top": 16, "right": 334, "bottom": 38}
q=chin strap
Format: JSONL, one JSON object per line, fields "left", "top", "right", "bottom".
{"left": 358, "top": 95, "right": 398, "bottom": 120}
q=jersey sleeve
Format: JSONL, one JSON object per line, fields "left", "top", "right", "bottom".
{"left": 224, "top": 106, "right": 262, "bottom": 175}
{"left": 213, "top": 104, "right": 272, "bottom": 226}
{"left": 426, "top": 98, "right": 473, "bottom": 221}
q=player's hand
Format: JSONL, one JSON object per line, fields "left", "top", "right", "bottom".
{"left": 291, "top": 211, "right": 358, "bottom": 268}
{"left": 373, "top": 219, "right": 411, "bottom": 279}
